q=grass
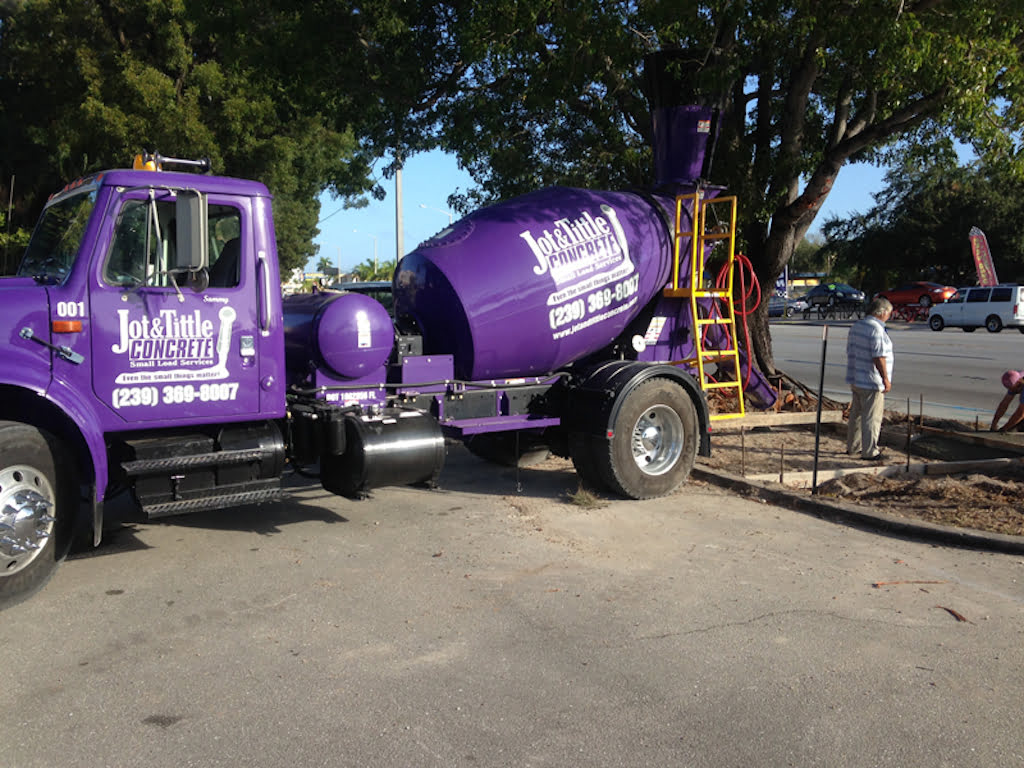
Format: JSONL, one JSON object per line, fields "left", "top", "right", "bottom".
{"left": 563, "top": 484, "right": 608, "bottom": 509}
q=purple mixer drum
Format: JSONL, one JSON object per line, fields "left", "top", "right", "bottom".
{"left": 395, "top": 186, "right": 678, "bottom": 380}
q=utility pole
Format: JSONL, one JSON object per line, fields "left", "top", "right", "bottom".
{"left": 395, "top": 164, "right": 404, "bottom": 261}
{"left": 353, "top": 230, "right": 379, "bottom": 276}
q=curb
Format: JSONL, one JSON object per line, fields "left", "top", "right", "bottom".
{"left": 693, "top": 464, "right": 1024, "bottom": 555}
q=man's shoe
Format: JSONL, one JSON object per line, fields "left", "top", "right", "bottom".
{"left": 863, "top": 451, "right": 886, "bottom": 461}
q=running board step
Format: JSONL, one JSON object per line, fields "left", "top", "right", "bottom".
{"left": 141, "top": 483, "right": 283, "bottom": 519}
{"left": 122, "top": 448, "right": 270, "bottom": 476}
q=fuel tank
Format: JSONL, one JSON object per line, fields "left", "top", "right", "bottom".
{"left": 395, "top": 186, "right": 677, "bottom": 380}
{"left": 282, "top": 290, "right": 395, "bottom": 381}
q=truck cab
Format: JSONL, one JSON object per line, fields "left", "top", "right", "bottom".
{"left": 1, "top": 159, "right": 289, "bottom": 607}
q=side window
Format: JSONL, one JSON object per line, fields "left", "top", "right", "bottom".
{"left": 947, "top": 290, "right": 965, "bottom": 303}
{"left": 105, "top": 196, "right": 242, "bottom": 289}
{"left": 966, "top": 288, "right": 991, "bottom": 303}
{"left": 207, "top": 204, "right": 242, "bottom": 289}
{"left": 990, "top": 286, "right": 1012, "bottom": 302}
{"left": 104, "top": 197, "right": 177, "bottom": 287}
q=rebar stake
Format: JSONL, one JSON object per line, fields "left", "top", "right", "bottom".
{"left": 906, "top": 397, "right": 912, "bottom": 471}
{"left": 741, "top": 426, "right": 746, "bottom": 476}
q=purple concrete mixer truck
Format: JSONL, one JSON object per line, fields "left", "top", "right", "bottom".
{"left": 0, "top": 63, "right": 776, "bottom": 606}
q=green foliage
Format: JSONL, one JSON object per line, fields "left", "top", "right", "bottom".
{"left": 4, "top": 0, "right": 1023, "bottom": 340}
{"left": 350, "top": 258, "right": 396, "bottom": 282}
{"left": 790, "top": 234, "right": 826, "bottom": 274}
{"left": 391, "top": 1, "right": 1024, "bottom": 371}
{"left": 0, "top": 0, "right": 423, "bottom": 276}
{"left": 0, "top": 209, "right": 30, "bottom": 275}
{"left": 823, "top": 157, "right": 1024, "bottom": 294}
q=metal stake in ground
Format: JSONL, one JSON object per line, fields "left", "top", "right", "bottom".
{"left": 907, "top": 397, "right": 912, "bottom": 471}
{"left": 812, "top": 325, "right": 828, "bottom": 494}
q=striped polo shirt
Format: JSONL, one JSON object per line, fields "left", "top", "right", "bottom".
{"left": 845, "top": 315, "right": 893, "bottom": 391}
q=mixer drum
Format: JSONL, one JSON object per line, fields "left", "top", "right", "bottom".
{"left": 395, "top": 187, "right": 677, "bottom": 380}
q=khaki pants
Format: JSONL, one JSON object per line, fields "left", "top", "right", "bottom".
{"left": 848, "top": 386, "right": 885, "bottom": 458}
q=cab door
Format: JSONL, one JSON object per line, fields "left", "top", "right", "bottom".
{"left": 89, "top": 190, "right": 262, "bottom": 424}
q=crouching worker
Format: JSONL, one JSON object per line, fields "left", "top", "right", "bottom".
{"left": 991, "top": 370, "right": 1024, "bottom": 432}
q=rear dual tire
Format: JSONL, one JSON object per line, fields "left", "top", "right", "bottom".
{"left": 570, "top": 379, "right": 699, "bottom": 500}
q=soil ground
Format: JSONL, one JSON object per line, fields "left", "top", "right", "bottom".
{"left": 697, "top": 412, "right": 1024, "bottom": 536}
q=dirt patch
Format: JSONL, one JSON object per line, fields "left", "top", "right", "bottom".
{"left": 698, "top": 412, "right": 1024, "bottom": 536}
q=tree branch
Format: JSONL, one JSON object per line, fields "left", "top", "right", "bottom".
{"left": 770, "top": 23, "right": 826, "bottom": 203}
{"left": 94, "top": 0, "right": 128, "bottom": 52}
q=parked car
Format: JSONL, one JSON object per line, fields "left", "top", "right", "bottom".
{"left": 876, "top": 281, "right": 957, "bottom": 307}
{"left": 767, "top": 295, "right": 809, "bottom": 317}
{"left": 803, "top": 282, "right": 865, "bottom": 308}
{"left": 927, "top": 284, "right": 1024, "bottom": 333}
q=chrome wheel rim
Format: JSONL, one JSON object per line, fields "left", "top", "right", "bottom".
{"left": 631, "top": 405, "right": 684, "bottom": 476}
{"left": 0, "top": 465, "right": 56, "bottom": 576}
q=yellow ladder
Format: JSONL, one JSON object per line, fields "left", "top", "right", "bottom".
{"left": 663, "top": 190, "right": 745, "bottom": 421}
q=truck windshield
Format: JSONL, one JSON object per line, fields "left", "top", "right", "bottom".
{"left": 17, "top": 188, "right": 99, "bottom": 284}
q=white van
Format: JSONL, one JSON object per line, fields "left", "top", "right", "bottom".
{"left": 928, "top": 284, "right": 1024, "bottom": 333}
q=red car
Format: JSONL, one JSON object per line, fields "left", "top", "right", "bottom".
{"left": 876, "top": 281, "right": 957, "bottom": 307}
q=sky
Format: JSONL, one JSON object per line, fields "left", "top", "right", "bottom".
{"left": 308, "top": 149, "right": 889, "bottom": 276}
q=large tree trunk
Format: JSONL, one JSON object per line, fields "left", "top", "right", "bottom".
{"left": 737, "top": 168, "right": 834, "bottom": 379}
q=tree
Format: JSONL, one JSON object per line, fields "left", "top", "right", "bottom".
{"left": 823, "top": 156, "right": 1024, "bottom": 292}
{"left": 790, "top": 234, "right": 827, "bottom": 276}
{"left": 0, "top": 208, "right": 30, "bottom": 275}
{"left": 351, "top": 258, "right": 396, "bottom": 282}
{"left": 0, "top": 0, "right": 432, "bottom": 276}
{"left": 389, "top": 1, "right": 1024, "bottom": 375}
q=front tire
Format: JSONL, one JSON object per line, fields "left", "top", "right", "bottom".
{"left": 592, "top": 379, "right": 699, "bottom": 500}
{"left": 928, "top": 315, "right": 944, "bottom": 331}
{"left": 919, "top": 295, "right": 933, "bottom": 307}
{"left": 0, "top": 423, "right": 74, "bottom": 610}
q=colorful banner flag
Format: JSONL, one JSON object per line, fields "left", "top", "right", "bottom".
{"left": 969, "top": 226, "right": 998, "bottom": 286}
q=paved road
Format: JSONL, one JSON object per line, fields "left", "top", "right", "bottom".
{"left": 4, "top": 447, "right": 1024, "bottom": 767}
{"left": 770, "top": 318, "right": 1023, "bottom": 423}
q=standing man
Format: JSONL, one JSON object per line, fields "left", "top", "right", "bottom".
{"left": 846, "top": 297, "right": 894, "bottom": 460}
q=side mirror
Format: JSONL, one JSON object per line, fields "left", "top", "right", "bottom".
{"left": 174, "top": 190, "right": 209, "bottom": 272}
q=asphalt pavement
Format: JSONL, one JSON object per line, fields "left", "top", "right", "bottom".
{"left": 4, "top": 446, "right": 1024, "bottom": 768}
{"left": 770, "top": 317, "right": 1019, "bottom": 424}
